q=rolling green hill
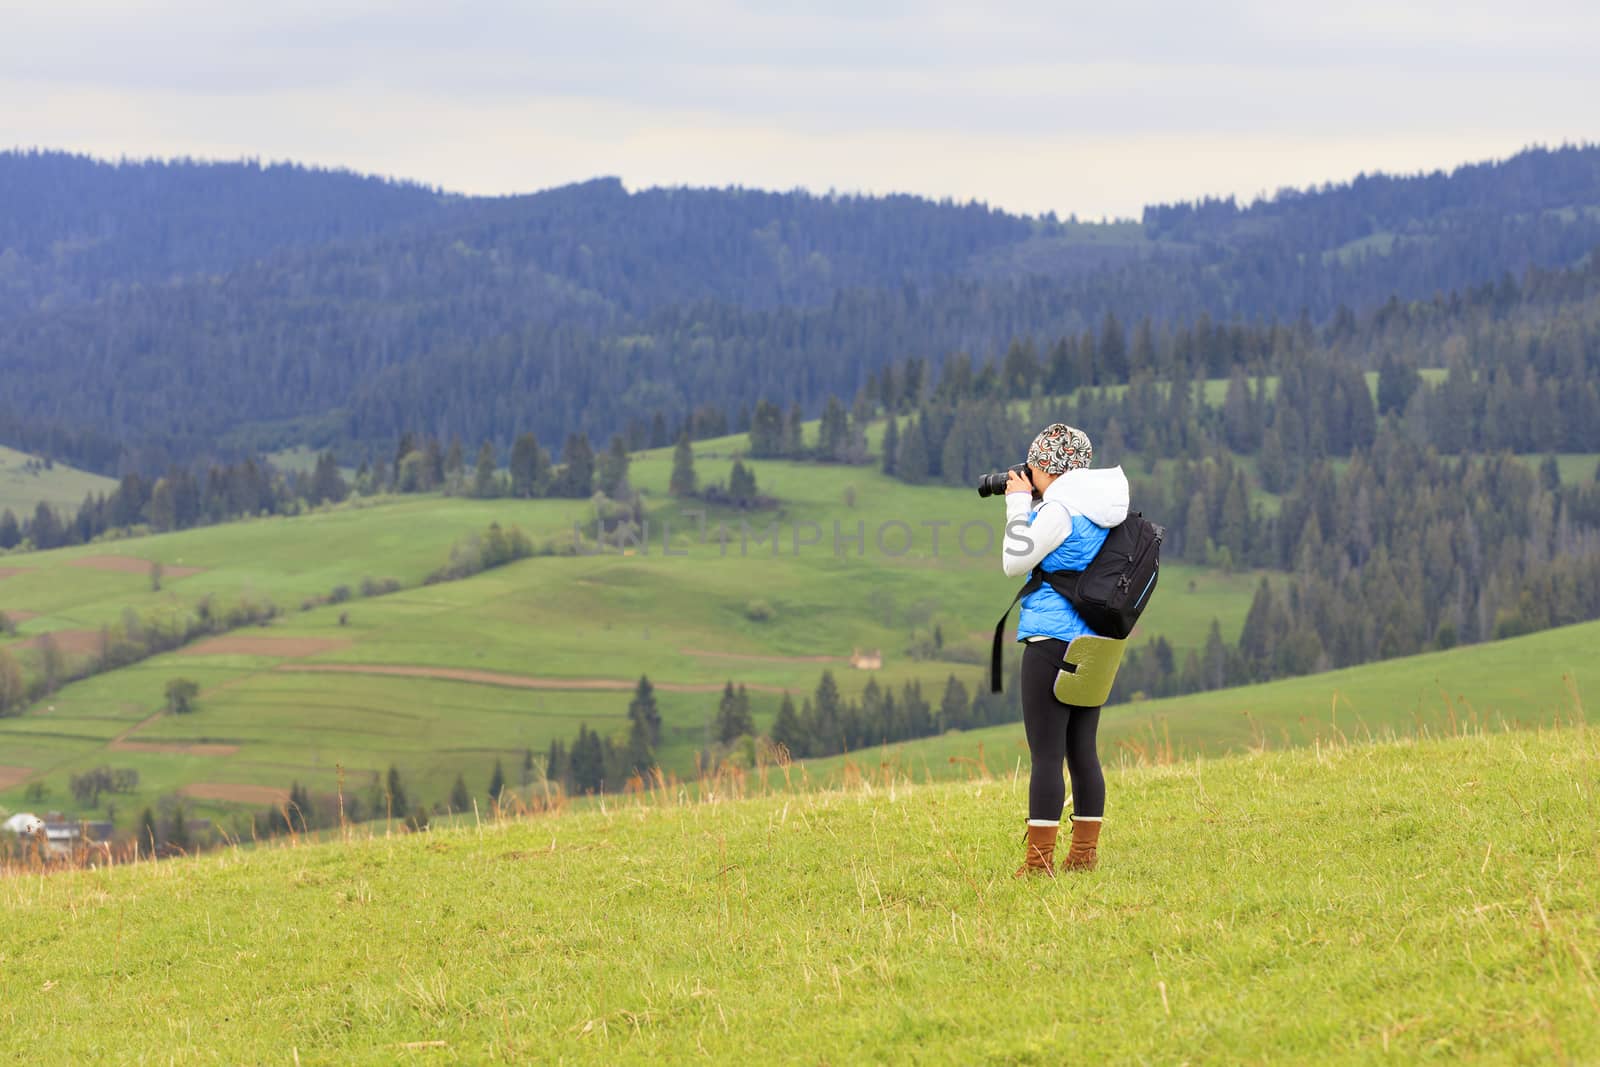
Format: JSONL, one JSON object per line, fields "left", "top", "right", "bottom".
{"left": 2, "top": 723, "right": 1595, "bottom": 1063}
{"left": 4, "top": 420, "right": 1594, "bottom": 835}
{"left": 0, "top": 450, "right": 1262, "bottom": 830}
{"left": 0, "top": 445, "right": 116, "bottom": 516}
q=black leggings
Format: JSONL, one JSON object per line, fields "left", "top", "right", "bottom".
{"left": 1020, "top": 638, "right": 1105, "bottom": 821}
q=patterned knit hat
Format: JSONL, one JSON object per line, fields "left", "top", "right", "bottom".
{"left": 1027, "top": 423, "right": 1093, "bottom": 474}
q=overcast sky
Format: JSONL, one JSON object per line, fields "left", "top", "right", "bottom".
{"left": 4, "top": 1, "right": 1598, "bottom": 218}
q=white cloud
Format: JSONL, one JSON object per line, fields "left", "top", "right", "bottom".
{"left": 1, "top": 1, "right": 1597, "bottom": 216}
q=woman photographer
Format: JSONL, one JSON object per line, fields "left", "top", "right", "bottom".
{"left": 1001, "top": 424, "right": 1129, "bottom": 876}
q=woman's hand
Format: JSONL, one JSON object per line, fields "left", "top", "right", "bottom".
{"left": 1005, "top": 468, "right": 1032, "bottom": 495}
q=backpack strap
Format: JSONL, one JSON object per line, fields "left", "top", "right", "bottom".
{"left": 990, "top": 567, "right": 1046, "bottom": 693}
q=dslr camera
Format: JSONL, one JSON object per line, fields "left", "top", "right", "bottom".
{"left": 976, "top": 463, "right": 1032, "bottom": 498}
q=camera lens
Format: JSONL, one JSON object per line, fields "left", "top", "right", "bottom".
{"left": 976, "top": 471, "right": 1009, "bottom": 498}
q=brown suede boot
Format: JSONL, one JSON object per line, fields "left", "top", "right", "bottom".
{"left": 1014, "top": 822, "right": 1058, "bottom": 878}
{"left": 1060, "top": 816, "right": 1101, "bottom": 872}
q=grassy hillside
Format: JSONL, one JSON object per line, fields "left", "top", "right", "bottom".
{"left": 0, "top": 445, "right": 116, "bottom": 516}
{"left": 3, "top": 724, "right": 1596, "bottom": 1063}
{"left": 0, "top": 450, "right": 1262, "bottom": 829}
{"left": 803, "top": 619, "right": 1596, "bottom": 782}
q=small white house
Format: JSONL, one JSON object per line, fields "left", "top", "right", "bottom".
{"left": 2, "top": 812, "right": 45, "bottom": 837}
{"left": 3, "top": 813, "right": 97, "bottom": 857}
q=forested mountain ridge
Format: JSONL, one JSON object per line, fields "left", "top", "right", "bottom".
{"left": 0, "top": 152, "right": 1040, "bottom": 319}
{"left": 0, "top": 151, "right": 449, "bottom": 315}
{"left": 2, "top": 144, "right": 1600, "bottom": 473}
{"left": 1145, "top": 143, "right": 1600, "bottom": 247}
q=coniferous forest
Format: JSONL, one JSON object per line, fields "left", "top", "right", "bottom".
{"left": 3, "top": 144, "right": 1600, "bottom": 473}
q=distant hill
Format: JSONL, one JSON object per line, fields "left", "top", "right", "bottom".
{"left": 3, "top": 144, "right": 1600, "bottom": 471}
{"left": 0, "top": 150, "right": 447, "bottom": 315}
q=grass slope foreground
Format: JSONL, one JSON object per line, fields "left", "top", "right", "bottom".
{"left": 3, "top": 726, "right": 1597, "bottom": 1063}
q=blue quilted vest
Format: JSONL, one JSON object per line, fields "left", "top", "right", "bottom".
{"left": 1015, "top": 505, "right": 1111, "bottom": 643}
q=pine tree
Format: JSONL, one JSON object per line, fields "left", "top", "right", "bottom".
{"left": 901, "top": 357, "right": 925, "bottom": 408}
{"left": 1258, "top": 424, "right": 1289, "bottom": 493}
{"left": 880, "top": 415, "right": 899, "bottom": 476}
{"left": 310, "top": 451, "right": 348, "bottom": 505}
{"left": 628, "top": 675, "right": 663, "bottom": 748}
{"left": 735, "top": 684, "right": 753, "bottom": 738}
{"left": 598, "top": 434, "right": 630, "bottom": 496}
{"left": 1377, "top": 355, "right": 1422, "bottom": 416}
{"left": 769, "top": 692, "right": 803, "bottom": 757}
{"left": 138, "top": 807, "right": 160, "bottom": 855}
{"left": 784, "top": 404, "right": 805, "bottom": 457}
{"left": 1129, "top": 318, "right": 1157, "bottom": 377}
{"left": 714, "top": 681, "right": 755, "bottom": 744}
{"left": 1221, "top": 367, "right": 1256, "bottom": 451}
{"left": 1098, "top": 312, "right": 1128, "bottom": 382}
{"left": 748, "top": 399, "right": 785, "bottom": 457}
{"left": 509, "top": 433, "right": 550, "bottom": 498}
{"left": 488, "top": 759, "right": 506, "bottom": 804}
{"left": 1002, "top": 338, "right": 1040, "bottom": 397}
{"left": 878, "top": 364, "right": 899, "bottom": 413}
{"left": 423, "top": 437, "right": 446, "bottom": 490}
{"left": 385, "top": 764, "right": 408, "bottom": 818}
{"left": 670, "top": 435, "right": 697, "bottom": 497}
{"left": 544, "top": 738, "right": 569, "bottom": 790}
{"left": 623, "top": 711, "right": 654, "bottom": 778}
{"left": 938, "top": 674, "right": 970, "bottom": 732}
{"left": 449, "top": 774, "right": 471, "bottom": 813}
{"left": 553, "top": 434, "right": 595, "bottom": 498}
{"left": 1217, "top": 474, "right": 1250, "bottom": 561}
{"left": 895, "top": 415, "right": 929, "bottom": 483}
{"left": 728, "top": 460, "right": 758, "bottom": 505}
{"left": 444, "top": 438, "right": 465, "bottom": 490}
{"left": 1184, "top": 491, "right": 1211, "bottom": 564}
{"left": 1237, "top": 578, "right": 1277, "bottom": 678}
{"left": 167, "top": 802, "right": 192, "bottom": 854}
{"left": 812, "top": 671, "right": 843, "bottom": 754}
{"left": 472, "top": 441, "right": 497, "bottom": 498}
{"left": 30, "top": 501, "right": 63, "bottom": 549}
{"left": 0, "top": 509, "right": 20, "bottom": 550}
{"left": 818, "top": 395, "right": 849, "bottom": 461}
{"left": 569, "top": 725, "right": 606, "bottom": 793}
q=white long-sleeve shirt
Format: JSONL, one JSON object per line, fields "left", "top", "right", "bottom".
{"left": 1002, "top": 492, "right": 1071, "bottom": 577}
{"left": 1000, "top": 466, "right": 1132, "bottom": 578}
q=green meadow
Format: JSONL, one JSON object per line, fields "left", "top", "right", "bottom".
{"left": 8, "top": 423, "right": 1585, "bottom": 833}
{"left": 0, "top": 445, "right": 116, "bottom": 515}
{"left": 0, "top": 440, "right": 1266, "bottom": 829}
{"left": 2, "top": 722, "right": 1595, "bottom": 1063}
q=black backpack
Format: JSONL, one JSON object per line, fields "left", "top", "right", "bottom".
{"left": 989, "top": 512, "right": 1164, "bottom": 693}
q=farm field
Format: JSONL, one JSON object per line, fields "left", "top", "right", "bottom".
{"left": 2, "top": 722, "right": 1595, "bottom": 1063}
